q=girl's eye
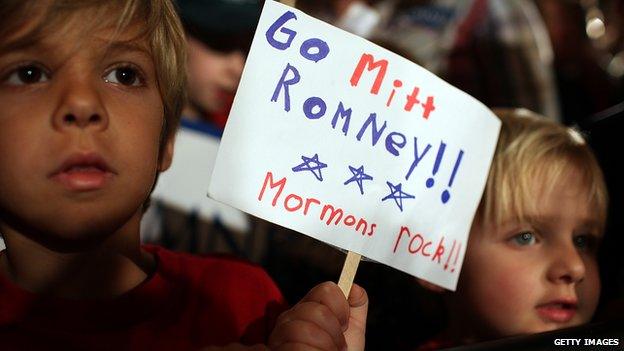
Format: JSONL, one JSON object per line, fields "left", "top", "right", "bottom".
{"left": 103, "top": 66, "right": 143, "bottom": 86}
{"left": 511, "top": 231, "right": 537, "bottom": 246}
{"left": 5, "top": 65, "right": 50, "bottom": 85}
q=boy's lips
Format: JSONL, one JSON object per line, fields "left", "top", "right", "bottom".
{"left": 49, "top": 153, "right": 116, "bottom": 192}
{"left": 535, "top": 298, "right": 578, "bottom": 323}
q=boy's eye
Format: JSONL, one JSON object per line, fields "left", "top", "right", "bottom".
{"left": 5, "top": 65, "right": 50, "bottom": 85}
{"left": 511, "top": 231, "right": 537, "bottom": 246}
{"left": 103, "top": 66, "right": 143, "bottom": 86}
{"left": 573, "top": 234, "right": 598, "bottom": 252}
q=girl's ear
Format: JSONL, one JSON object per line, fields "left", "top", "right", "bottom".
{"left": 416, "top": 278, "right": 446, "bottom": 293}
{"left": 158, "top": 134, "right": 175, "bottom": 172}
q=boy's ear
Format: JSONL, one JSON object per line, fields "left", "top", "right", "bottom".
{"left": 158, "top": 134, "right": 175, "bottom": 172}
{"left": 416, "top": 278, "right": 446, "bottom": 293}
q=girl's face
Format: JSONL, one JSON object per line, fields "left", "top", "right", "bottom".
{"left": 0, "top": 14, "right": 173, "bottom": 248}
{"left": 451, "top": 172, "right": 602, "bottom": 340}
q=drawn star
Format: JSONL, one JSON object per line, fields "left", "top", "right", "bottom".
{"left": 292, "top": 153, "right": 328, "bottom": 181}
{"left": 381, "top": 181, "right": 415, "bottom": 212}
{"left": 344, "top": 165, "right": 373, "bottom": 195}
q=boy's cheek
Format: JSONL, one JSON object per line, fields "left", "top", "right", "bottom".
{"left": 579, "top": 264, "right": 601, "bottom": 321}
{"left": 461, "top": 249, "right": 534, "bottom": 310}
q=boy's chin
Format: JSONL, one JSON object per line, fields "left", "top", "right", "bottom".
{"left": 30, "top": 229, "right": 113, "bottom": 253}
{"left": 4, "top": 206, "right": 140, "bottom": 253}
{"left": 496, "top": 317, "right": 584, "bottom": 340}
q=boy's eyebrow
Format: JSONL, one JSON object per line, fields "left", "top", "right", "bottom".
{"left": 0, "top": 35, "right": 41, "bottom": 56}
{"left": 526, "top": 216, "right": 603, "bottom": 235}
{"left": 102, "top": 41, "right": 151, "bottom": 59}
{"left": 576, "top": 219, "right": 604, "bottom": 236}
{"left": 0, "top": 39, "right": 151, "bottom": 61}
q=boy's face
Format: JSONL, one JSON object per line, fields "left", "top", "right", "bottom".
{"left": 0, "top": 15, "right": 173, "bottom": 247}
{"left": 454, "top": 173, "right": 601, "bottom": 338}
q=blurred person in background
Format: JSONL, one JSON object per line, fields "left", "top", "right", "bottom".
{"left": 178, "top": 0, "right": 260, "bottom": 129}
{"left": 141, "top": 0, "right": 264, "bottom": 255}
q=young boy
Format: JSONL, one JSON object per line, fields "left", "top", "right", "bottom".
{"left": 0, "top": 1, "right": 367, "bottom": 350}
{"left": 418, "top": 108, "right": 608, "bottom": 348}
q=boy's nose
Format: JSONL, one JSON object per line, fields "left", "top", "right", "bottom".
{"left": 547, "top": 243, "right": 586, "bottom": 285}
{"left": 52, "top": 80, "right": 108, "bottom": 131}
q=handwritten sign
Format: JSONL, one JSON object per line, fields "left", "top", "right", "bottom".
{"left": 209, "top": 0, "right": 500, "bottom": 290}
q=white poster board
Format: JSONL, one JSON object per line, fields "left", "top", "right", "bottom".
{"left": 210, "top": 0, "right": 500, "bottom": 290}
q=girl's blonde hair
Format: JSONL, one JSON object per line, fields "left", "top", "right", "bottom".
{"left": 0, "top": 0, "right": 187, "bottom": 144}
{"left": 478, "top": 108, "right": 608, "bottom": 232}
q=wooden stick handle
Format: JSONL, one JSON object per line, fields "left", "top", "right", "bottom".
{"left": 281, "top": 0, "right": 297, "bottom": 7}
{"left": 337, "top": 251, "right": 361, "bottom": 297}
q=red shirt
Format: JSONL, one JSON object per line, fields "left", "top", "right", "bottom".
{"left": 0, "top": 245, "right": 286, "bottom": 350}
